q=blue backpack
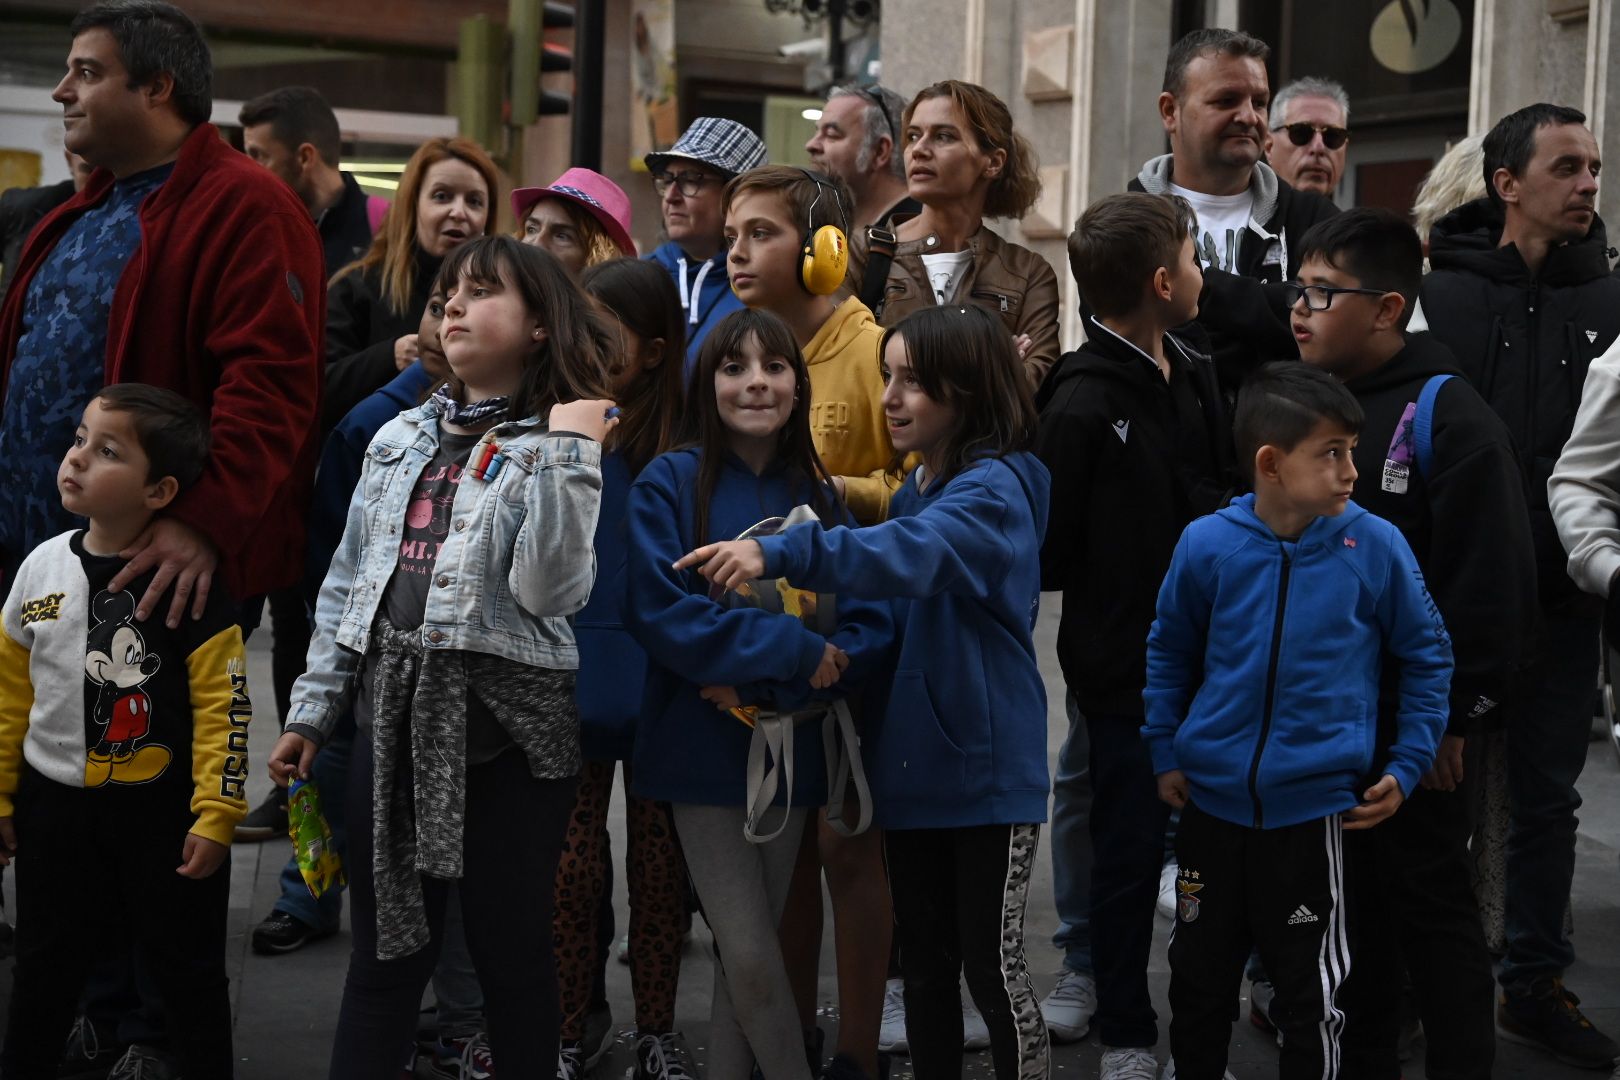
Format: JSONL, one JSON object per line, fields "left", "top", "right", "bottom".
{"left": 1412, "top": 373, "right": 1455, "bottom": 481}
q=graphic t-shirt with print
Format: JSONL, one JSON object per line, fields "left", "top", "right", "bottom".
{"left": 919, "top": 250, "right": 974, "bottom": 305}
{"left": 1170, "top": 183, "right": 1254, "bottom": 274}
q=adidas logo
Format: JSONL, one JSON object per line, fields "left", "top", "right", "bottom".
{"left": 1112, "top": 419, "right": 1130, "bottom": 444}
{"left": 1287, "top": 905, "right": 1319, "bottom": 925}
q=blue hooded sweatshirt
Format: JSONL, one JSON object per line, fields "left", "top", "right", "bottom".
{"left": 646, "top": 241, "right": 744, "bottom": 375}
{"left": 1143, "top": 495, "right": 1452, "bottom": 830}
{"left": 624, "top": 447, "right": 892, "bottom": 808}
{"left": 755, "top": 453, "right": 1052, "bottom": 830}
{"left": 574, "top": 451, "right": 643, "bottom": 761}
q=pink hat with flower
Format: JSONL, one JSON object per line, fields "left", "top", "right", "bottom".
{"left": 511, "top": 168, "right": 635, "bottom": 256}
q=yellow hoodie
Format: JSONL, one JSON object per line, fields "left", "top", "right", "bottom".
{"left": 803, "top": 297, "right": 907, "bottom": 523}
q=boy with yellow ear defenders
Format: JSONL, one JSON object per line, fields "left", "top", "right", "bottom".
{"left": 719, "top": 164, "right": 912, "bottom": 1080}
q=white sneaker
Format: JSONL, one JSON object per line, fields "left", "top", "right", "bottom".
{"left": 1157, "top": 860, "right": 1178, "bottom": 921}
{"left": 1039, "top": 969, "right": 1097, "bottom": 1042}
{"left": 1158, "top": 1062, "right": 1235, "bottom": 1080}
{"left": 962, "top": 996, "right": 991, "bottom": 1050}
{"left": 878, "top": 977, "right": 908, "bottom": 1054}
{"left": 1100, "top": 1047, "right": 1159, "bottom": 1080}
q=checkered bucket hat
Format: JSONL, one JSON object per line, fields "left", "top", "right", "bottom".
{"left": 644, "top": 117, "right": 768, "bottom": 177}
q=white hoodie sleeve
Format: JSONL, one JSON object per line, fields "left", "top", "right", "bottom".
{"left": 1550, "top": 340, "right": 1620, "bottom": 596}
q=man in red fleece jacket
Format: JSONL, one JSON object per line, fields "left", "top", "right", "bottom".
{"left": 0, "top": 0, "right": 323, "bottom": 631}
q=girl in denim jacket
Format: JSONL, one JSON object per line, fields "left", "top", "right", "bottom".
{"left": 270, "top": 236, "right": 617, "bottom": 1079}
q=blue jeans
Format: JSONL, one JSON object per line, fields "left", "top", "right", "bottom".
{"left": 1500, "top": 610, "right": 1600, "bottom": 992}
{"left": 1087, "top": 711, "right": 1171, "bottom": 1048}
{"left": 1050, "top": 692, "right": 1093, "bottom": 976}
{"left": 273, "top": 730, "right": 353, "bottom": 931}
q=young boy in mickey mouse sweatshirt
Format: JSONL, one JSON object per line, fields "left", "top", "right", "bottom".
{"left": 0, "top": 385, "right": 250, "bottom": 1078}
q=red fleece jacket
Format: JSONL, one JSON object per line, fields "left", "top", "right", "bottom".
{"left": 0, "top": 124, "right": 324, "bottom": 601}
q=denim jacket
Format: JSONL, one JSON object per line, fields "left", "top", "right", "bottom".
{"left": 286, "top": 399, "right": 602, "bottom": 744}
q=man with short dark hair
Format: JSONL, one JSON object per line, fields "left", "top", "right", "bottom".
{"left": 1422, "top": 102, "right": 1620, "bottom": 1070}
{"left": 1266, "top": 76, "right": 1350, "bottom": 199}
{"left": 1126, "top": 28, "right": 1339, "bottom": 389}
{"left": 806, "top": 83, "right": 917, "bottom": 232}
{"left": 240, "top": 85, "right": 377, "bottom": 274}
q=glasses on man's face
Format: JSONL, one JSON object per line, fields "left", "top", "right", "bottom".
{"left": 1282, "top": 282, "right": 1388, "bottom": 311}
{"left": 652, "top": 171, "right": 717, "bottom": 198}
{"left": 1272, "top": 122, "right": 1349, "bottom": 150}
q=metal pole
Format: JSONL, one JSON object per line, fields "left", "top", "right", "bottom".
{"left": 571, "top": 0, "right": 605, "bottom": 170}
{"left": 828, "top": 0, "right": 847, "bottom": 82}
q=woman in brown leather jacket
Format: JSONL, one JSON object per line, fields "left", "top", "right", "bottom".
{"left": 845, "top": 79, "right": 1060, "bottom": 388}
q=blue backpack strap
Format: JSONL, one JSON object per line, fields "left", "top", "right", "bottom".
{"left": 1413, "top": 374, "right": 1455, "bottom": 481}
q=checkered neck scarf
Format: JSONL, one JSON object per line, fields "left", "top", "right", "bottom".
{"left": 432, "top": 385, "right": 509, "bottom": 426}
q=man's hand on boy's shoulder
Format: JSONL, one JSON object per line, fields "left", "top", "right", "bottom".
{"left": 1342, "top": 773, "right": 1405, "bottom": 830}
{"left": 110, "top": 517, "right": 219, "bottom": 630}
{"left": 1156, "top": 768, "right": 1189, "bottom": 809}
{"left": 178, "top": 831, "right": 229, "bottom": 879}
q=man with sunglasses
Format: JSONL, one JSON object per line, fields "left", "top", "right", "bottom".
{"left": 806, "top": 83, "right": 919, "bottom": 233}
{"left": 1266, "top": 77, "right": 1349, "bottom": 199}
{"left": 1127, "top": 29, "right": 1339, "bottom": 395}
{"left": 644, "top": 116, "right": 767, "bottom": 372}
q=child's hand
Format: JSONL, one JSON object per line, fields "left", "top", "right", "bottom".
{"left": 394, "top": 333, "right": 420, "bottom": 371}
{"left": 268, "top": 730, "right": 318, "bottom": 787}
{"left": 1420, "top": 734, "right": 1465, "bottom": 792}
{"left": 178, "top": 833, "right": 229, "bottom": 879}
{"left": 0, "top": 816, "right": 15, "bottom": 866}
{"left": 1343, "top": 774, "right": 1405, "bottom": 830}
{"left": 549, "top": 398, "right": 620, "bottom": 443}
{"left": 674, "top": 540, "right": 767, "bottom": 592}
{"left": 1156, "top": 769, "right": 1189, "bottom": 809}
{"left": 810, "top": 643, "right": 849, "bottom": 690}
{"left": 700, "top": 685, "right": 742, "bottom": 711}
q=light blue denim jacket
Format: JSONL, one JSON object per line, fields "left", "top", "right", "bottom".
{"left": 286, "top": 399, "right": 603, "bottom": 744}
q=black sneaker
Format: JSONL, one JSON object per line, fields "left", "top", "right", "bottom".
{"left": 1498, "top": 978, "right": 1620, "bottom": 1069}
{"left": 58, "top": 1016, "right": 122, "bottom": 1080}
{"left": 105, "top": 1045, "right": 178, "bottom": 1080}
{"left": 629, "top": 1032, "right": 693, "bottom": 1080}
{"left": 250, "top": 910, "right": 335, "bottom": 955}
{"left": 236, "top": 789, "right": 290, "bottom": 841}
{"left": 583, "top": 1000, "right": 615, "bottom": 1068}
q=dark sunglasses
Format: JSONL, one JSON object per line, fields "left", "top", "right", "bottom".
{"left": 1273, "top": 122, "right": 1349, "bottom": 150}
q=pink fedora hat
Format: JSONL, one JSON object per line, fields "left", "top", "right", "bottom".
{"left": 511, "top": 168, "right": 636, "bottom": 256}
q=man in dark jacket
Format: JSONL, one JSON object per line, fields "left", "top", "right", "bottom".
{"left": 1295, "top": 209, "right": 1537, "bottom": 1080}
{"left": 0, "top": 151, "right": 93, "bottom": 294}
{"left": 1420, "top": 102, "right": 1620, "bottom": 1069}
{"left": 240, "top": 85, "right": 378, "bottom": 277}
{"left": 1127, "top": 28, "right": 1340, "bottom": 391}
{"left": 1035, "top": 193, "right": 1232, "bottom": 1078}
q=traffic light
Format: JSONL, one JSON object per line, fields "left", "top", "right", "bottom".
{"left": 511, "top": 1, "right": 574, "bottom": 125}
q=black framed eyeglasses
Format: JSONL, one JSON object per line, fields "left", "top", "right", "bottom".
{"left": 1272, "top": 122, "right": 1349, "bottom": 150}
{"left": 652, "top": 170, "right": 718, "bottom": 198}
{"left": 1283, "top": 283, "right": 1389, "bottom": 311}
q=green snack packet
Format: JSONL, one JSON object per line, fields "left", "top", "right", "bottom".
{"left": 287, "top": 778, "right": 345, "bottom": 899}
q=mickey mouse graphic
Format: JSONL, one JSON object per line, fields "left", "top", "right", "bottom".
{"left": 83, "top": 589, "right": 172, "bottom": 788}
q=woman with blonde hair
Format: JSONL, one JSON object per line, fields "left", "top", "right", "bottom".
{"left": 323, "top": 136, "right": 502, "bottom": 428}
{"left": 1412, "top": 134, "right": 1486, "bottom": 257}
{"left": 844, "top": 79, "right": 1060, "bottom": 388}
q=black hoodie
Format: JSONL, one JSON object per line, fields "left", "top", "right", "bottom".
{"left": 1034, "top": 317, "right": 1235, "bottom": 716}
{"left": 1344, "top": 332, "right": 1538, "bottom": 733}
{"left": 1420, "top": 197, "right": 1620, "bottom": 608}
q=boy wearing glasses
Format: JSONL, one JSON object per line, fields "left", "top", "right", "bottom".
{"left": 1292, "top": 208, "right": 1534, "bottom": 1080}
{"left": 644, "top": 117, "right": 767, "bottom": 373}
{"left": 1266, "top": 77, "right": 1350, "bottom": 199}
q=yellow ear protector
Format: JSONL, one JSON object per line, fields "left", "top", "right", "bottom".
{"left": 798, "top": 169, "right": 850, "bottom": 296}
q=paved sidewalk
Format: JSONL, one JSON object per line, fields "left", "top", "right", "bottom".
{"left": 4, "top": 603, "right": 1618, "bottom": 1077}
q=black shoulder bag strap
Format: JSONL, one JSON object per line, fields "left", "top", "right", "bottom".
{"left": 860, "top": 226, "right": 897, "bottom": 318}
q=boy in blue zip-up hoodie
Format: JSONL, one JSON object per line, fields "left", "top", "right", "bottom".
{"left": 1143, "top": 363, "right": 1451, "bottom": 1080}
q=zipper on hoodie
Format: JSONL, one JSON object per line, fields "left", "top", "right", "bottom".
{"left": 1248, "top": 545, "right": 1292, "bottom": 829}
{"left": 1525, "top": 286, "right": 1540, "bottom": 469}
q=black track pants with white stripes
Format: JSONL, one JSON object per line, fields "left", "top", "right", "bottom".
{"left": 1168, "top": 802, "right": 1349, "bottom": 1080}
{"left": 886, "top": 824, "right": 1051, "bottom": 1080}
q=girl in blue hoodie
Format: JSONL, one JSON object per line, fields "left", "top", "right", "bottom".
{"left": 552, "top": 258, "right": 691, "bottom": 1080}
{"left": 625, "top": 308, "right": 890, "bottom": 1080}
{"left": 677, "top": 304, "right": 1053, "bottom": 1080}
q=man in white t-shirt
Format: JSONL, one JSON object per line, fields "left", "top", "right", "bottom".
{"left": 1124, "top": 28, "right": 1339, "bottom": 389}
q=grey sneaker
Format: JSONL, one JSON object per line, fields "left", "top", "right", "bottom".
{"left": 1039, "top": 969, "right": 1097, "bottom": 1042}
{"left": 1100, "top": 1047, "right": 1158, "bottom": 1080}
{"left": 106, "top": 1046, "right": 179, "bottom": 1080}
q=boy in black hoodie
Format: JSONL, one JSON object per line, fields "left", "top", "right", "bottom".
{"left": 1034, "top": 192, "right": 1234, "bottom": 1078}
{"left": 1293, "top": 208, "right": 1538, "bottom": 1080}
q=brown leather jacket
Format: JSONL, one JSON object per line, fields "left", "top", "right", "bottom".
{"left": 844, "top": 221, "right": 1061, "bottom": 389}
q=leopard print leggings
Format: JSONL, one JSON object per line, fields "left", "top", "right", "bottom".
{"left": 553, "top": 760, "right": 686, "bottom": 1038}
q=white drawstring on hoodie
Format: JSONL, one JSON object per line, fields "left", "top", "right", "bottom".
{"left": 677, "top": 255, "right": 715, "bottom": 328}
